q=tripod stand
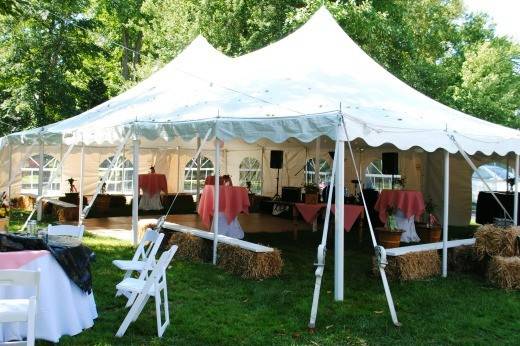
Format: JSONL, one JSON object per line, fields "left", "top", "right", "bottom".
{"left": 274, "top": 168, "right": 280, "bottom": 198}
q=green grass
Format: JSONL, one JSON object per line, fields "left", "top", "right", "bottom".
{"left": 32, "top": 225, "right": 519, "bottom": 346}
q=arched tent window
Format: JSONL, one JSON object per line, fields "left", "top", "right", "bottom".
{"left": 304, "top": 159, "right": 332, "bottom": 188}
{"left": 239, "top": 157, "right": 262, "bottom": 194}
{"left": 99, "top": 156, "right": 133, "bottom": 194}
{"left": 184, "top": 156, "right": 214, "bottom": 194}
{"left": 364, "top": 159, "right": 401, "bottom": 191}
{"left": 472, "top": 162, "right": 514, "bottom": 205}
{"left": 21, "top": 154, "right": 61, "bottom": 194}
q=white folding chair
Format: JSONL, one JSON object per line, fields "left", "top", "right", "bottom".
{"left": 113, "top": 229, "right": 165, "bottom": 306}
{"left": 47, "top": 224, "right": 85, "bottom": 239}
{"left": 115, "top": 245, "right": 178, "bottom": 338}
{"left": 0, "top": 270, "right": 40, "bottom": 346}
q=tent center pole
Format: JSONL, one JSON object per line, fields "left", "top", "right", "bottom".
{"left": 334, "top": 140, "right": 345, "bottom": 301}
{"left": 514, "top": 155, "right": 519, "bottom": 225}
{"left": 196, "top": 137, "right": 201, "bottom": 205}
{"left": 37, "top": 141, "right": 44, "bottom": 221}
{"left": 313, "top": 137, "right": 321, "bottom": 232}
{"left": 132, "top": 137, "right": 140, "bottom": 246}
{"left": 78, "top": 143, "right": 85, "bottom": 225}
{"left": 212, "top": 138, "right": 221, "bottom": 265}
{"left": 442, "top": 150, "right": 450, "bottom": 277}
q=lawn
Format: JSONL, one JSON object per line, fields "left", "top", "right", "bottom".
{"left": 32, "top": 225, "right": 519, "bottom": 346}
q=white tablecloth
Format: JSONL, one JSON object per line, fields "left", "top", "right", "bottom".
{"left": 0, "top": 252, "right": 97, "bottom": 343}
{"left": 211, "top": 212, "right": 244, "bottom": 239}
{"left": 139, "top": 191, "right": 163, "bottom": 210}
{"left": 395, "top": 209, "right": 420, "bottom": 243}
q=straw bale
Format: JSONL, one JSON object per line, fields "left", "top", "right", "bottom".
{"left": 448, "top": 245, "right": 479, "bottom": 273}
{"left": 16, "top": 196, "right": 35, "bottom": 211}
{"left": 487, "top": 256, "right": 520, "bottom": 290}
{"left": 137, "top": 219, "right": 157, "bottom": 241}
{"left": 218, "top": 244, "right": 283, "bottom": 280}
{"left": 474, "top": 225, "right": 520, "bottom": 259}
{"left": 167, "top": 232, "right": 206, "bottom": 262}
{"left": 373, "top": 250, "right": 440, "bottom": 281}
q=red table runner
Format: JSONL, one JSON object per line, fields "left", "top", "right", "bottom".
{"left": 374, "top": 189, "right": 425, "bottom": 223}
{"left": 198, "top": 185, "right": 250, "bottom": 228}
{"left": 294, "top": 203, "right": 364, "bottom": 232}
{"left": 0, "top": 250, "right": 48, "bottom": 269}
{"left": 138, "top": 173, "right": 168, "bottom": 195}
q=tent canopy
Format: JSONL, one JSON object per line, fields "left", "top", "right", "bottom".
{"left": 4, "top": 7, "right": 520, "bottom": 156}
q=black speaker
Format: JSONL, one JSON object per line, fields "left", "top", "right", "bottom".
{"left": 328, "top": 151, "right": 335, "bottom": 159}
{"left": 382, "top": 152, "right": 398, "bottom": 175}
{"left": 282, "top": 187, "right": 301, "bottom": 202}
{"left": 270, "top": 150, "right": 283, "bottom": 169}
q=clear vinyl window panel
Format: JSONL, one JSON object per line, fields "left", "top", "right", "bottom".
{"left": 99, "top": 156, "right": 134, "bottom": 194}
{"left": 21, "top": 154, "right": 61, "bottom": 195}
{"left": 184, "top": 156, "right": 214, "bottom": 194}
{"left": 239, "top": 157, "right": 262, "bottom": 194}
{"left": 304, "top": 159, "right": 332, "bottom": 188}
{"left": 364, "top": 159, "right": 401, "bottom": 191}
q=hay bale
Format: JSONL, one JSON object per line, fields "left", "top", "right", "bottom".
{"left": 373, "top": 250, "right": 440, "bottom": 281}
{"left": 16, "top": 196, "right": 35, "bottom": 211}
{"left": 474, "top": 224, "right": 520, "bottom": 259}
{"left": 448, "top": 245, "right": 479, "bottom": 273}
{"left": 218, "top": 244, "right": 283, "bottom": 280}
{"left": 487, "top": 256, "right": 520, "bottom": 290}
{"left": 167, "top": 232, "right": 207, "bottom": 262}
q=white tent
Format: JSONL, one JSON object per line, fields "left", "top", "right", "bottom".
{"left": 1, "top": 6, "right": 520, "bottom": 304}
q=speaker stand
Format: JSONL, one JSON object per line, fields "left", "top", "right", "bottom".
{"left": 274, "top": 168, "right": 280, "bottom": 198}
{"left": 391, "top": 174, "right": 395, "bottom": 190}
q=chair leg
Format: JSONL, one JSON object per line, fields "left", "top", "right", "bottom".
{"left": 27, "top": 297, "right": 37, "bottom": 346}
{"left": 156, "top": 285, "right": 170, "bottom": 337}
{"left": 116, "top": 292, "right": 149, "bottom": 337}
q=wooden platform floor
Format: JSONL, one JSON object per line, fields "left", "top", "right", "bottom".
{"left": 82, "top": 213, "right": 311, "bottom": 234}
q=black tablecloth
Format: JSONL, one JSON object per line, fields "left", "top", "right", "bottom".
{"left": 475, "top": 191, "right": 520, "bottom": 225}
{"left": 0, "top": 233, "right": 94, "bottom": 293}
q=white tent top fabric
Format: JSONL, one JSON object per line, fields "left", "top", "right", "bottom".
{"left": 5, "top": 7, "right": 520, "bottom": 155}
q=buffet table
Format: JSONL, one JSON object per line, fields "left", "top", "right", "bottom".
{"left": 374, "top": 190, "right": 425, "bottom": 243}
{"left": 0, "top": 238, "right": 97, "bottom": 343}
{"left": 198, "top": 185, "right": 250, "bottom": 238}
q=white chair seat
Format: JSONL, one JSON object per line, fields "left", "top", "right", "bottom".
{"left": 116, "top": 278, "right": 155, "bottom": 296}
{"left": 0, "top": 299, "right": 31, "bottom": 322}
{"left": 112, "top": 260, "right": 147, "bottom": 271}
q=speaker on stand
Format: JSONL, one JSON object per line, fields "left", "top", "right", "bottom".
{"left": 270, "top": 150, "right": 284, "bottom": 198}
{"left": 382, "top": 152, "right": 399, "bottom": 189}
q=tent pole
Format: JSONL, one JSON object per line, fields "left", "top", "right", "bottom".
{"left": 7, "top": 143, "right": 12, "bottom": 231}
{"left": 78, "top": 143, "right": 85, "bottom": 225}
{"left": 132, "top": 136, "right": 140, "bottom": 246}
{"left": 514, "top": 155, "right": 519, "bottom": 225}
{"left": 334, "top": 140, "right": 345, "bottom": 301}
{"left": 212, "top": 138, "right": 221, "bottom": 265}
{"left": 442, "top": 150, "right": 450, "bottom": 277}
{"left": 37, "top": 140, "right": 44, "bottom": 221}
{"left": 196, "top": 137, "right": 201, "bottom": 204}
{"left": 313, "top": 137, "right": 321, "bottom": 231}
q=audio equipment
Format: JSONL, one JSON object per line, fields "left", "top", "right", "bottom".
{"left": 382, "top": 152, "right": 399, "bottom": 175}
{"left": 270, "top": 150, "right": 284, "bottom": 169}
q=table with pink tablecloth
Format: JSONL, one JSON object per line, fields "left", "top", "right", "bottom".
{"left": 374, "top": 189, "right": 425, "bottom": 243}
{"left": 294, "top": 203, "right": 364, "bottom": 232}
{"left": 138, "top": 173, "right": 168, "bottom": 210}
{"left": 198, "top": 185, "right": 250, "bottom": 238}
{"left": 0, "top": 250, "right": 97, "bottom": 343}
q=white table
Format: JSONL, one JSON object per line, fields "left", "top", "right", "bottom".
{"left": 395, "top": 209, "right": 420, "bottom": 243}
{"left": 0, "top": 251, "right": 97, "bottom": 343}
{"left": 211, "top": 212, "right": 245, "bottom": 239}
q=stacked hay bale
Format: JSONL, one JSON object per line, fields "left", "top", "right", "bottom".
{"left": 373, "top": 250, "right": 440, "bottom": 281}
{"left": 474, "top": 224, "right": 520, "bottom": 290}
{"left": 448, "top": 245, "right": 481, "bottom": 274}
{"left": 217, "top": 244, "right": 283, "bottom": 280}
{"left": 167, "top": 232, "right": 209, "bottom": 262}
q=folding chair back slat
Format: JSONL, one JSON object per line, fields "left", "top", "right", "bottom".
{"left": 47, "top": 224, "right": 85, "bottom": 239}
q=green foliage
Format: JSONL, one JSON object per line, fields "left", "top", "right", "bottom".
{"left": 0, "top": 0, "right": 519, "bottom": 136}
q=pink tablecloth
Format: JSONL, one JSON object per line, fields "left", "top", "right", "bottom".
{"left": 0, "top": 250, "right": 48, "bottom": 269}
{"left": 294, "top": 203, "right": 364, "bottom": 232}
{"left": 138, "top": 173, "right": 168, "bottom": 195}
{"left": 374, "top": 189, "right": 425, "bottom": 223}
{"left": 198, "top": 185, "right": 250, "bottom": 228}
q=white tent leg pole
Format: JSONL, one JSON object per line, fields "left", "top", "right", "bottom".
{"left": 7, "top": 143, "right": 12, "bottom": 231}
{"left": 334, "top": 140, "right": 345, "bottom": 301}
{"left": 442, "top": 150, "right": 450, "bottom": 277}
{"left": 514, "top": 155, "right": 519, "bottom": 225}
{"left": 212, "top": 139, "right": 221, "bottom": 265}
{"left": 196, "top": 137, "right": 201, "bottom": 204}
{"left": 78, "top": 143, "right": 85, "bottom": 225}
{"left": 313, "top": 137, "right": 321, "bottom": 232}
{"left": 132, "top": 138, "right": 140, "bottom": 246}
{"left": 37, "top": 141, "right": 44, "bottom": 221}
